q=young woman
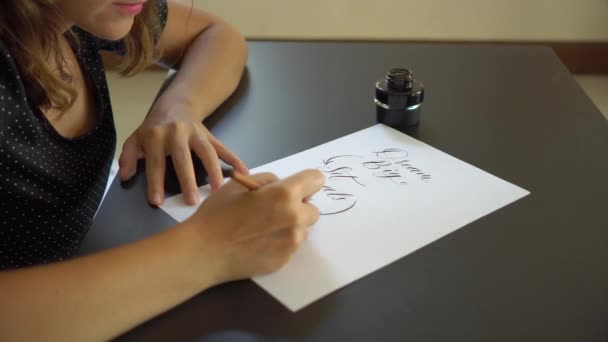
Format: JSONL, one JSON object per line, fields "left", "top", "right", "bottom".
{"left": 0, "top": 0, "right": 324, "bottom": 340}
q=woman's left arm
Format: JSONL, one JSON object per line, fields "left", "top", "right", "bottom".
{"left": 119, "top": 0, "right": 249, "bottom": 206}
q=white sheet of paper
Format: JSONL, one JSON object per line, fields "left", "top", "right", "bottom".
{"left": 95, "top": 159, "right": 119, "bottom": 218}
{"left": 160, "top": 124, "right": 529, "bottom": 311}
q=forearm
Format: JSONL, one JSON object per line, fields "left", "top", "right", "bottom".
{"left": 155, "top": 23, "right": 248, "bottom": 120}
{"left": 0, "top": 223, "right": 214, "bottom": 341}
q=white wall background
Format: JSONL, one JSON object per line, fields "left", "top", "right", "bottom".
{"left": 182, "top": 0, "right": 608, "bottom": 41}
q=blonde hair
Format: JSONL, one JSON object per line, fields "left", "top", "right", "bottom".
{"left": 0, "top": 0, "right": 162, "bottom": 113}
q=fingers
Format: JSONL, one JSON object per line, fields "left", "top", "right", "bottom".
{"left": 284, "top": 202, "right": 320, "bottom": 228}
{"left": 254, "top": 191, "right": 320, "bottom": 238}
{"left": 272, "top": 225, "right": 310, "bottom": 251}
{"left": 132, "top": 116, "right": 248, "bottom": 204}
{"left": 273, "top": 204, "right": 319, "bottom": 262}
{"left": 118, "top": 135, "right": 142, "bottom": 181}
{"left": 209, "top": 135, "right": 249, "bottom": 175}
{"left": 266, "top": 205, "right": 318, "bottom": 271}
{"left": 191, "top": 136, "right": 224, "bottom": 192}
{"left": 248, "top": 172, "right": 280, "bottom": 186}
{"left": 302, "top": 202, "right": 321, "bottom": 227}
{"left": 170, "top": 137, "right": 199, "bottom": 205}
{"left": 144, "top": 128, "right": 167, "bottom": 206}
{"left": 279, "top": 169, "right": 326, "bottom": 200}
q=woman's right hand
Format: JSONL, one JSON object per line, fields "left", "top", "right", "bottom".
{"left": 182, "top": 169, "right": 325, "bottom": 285}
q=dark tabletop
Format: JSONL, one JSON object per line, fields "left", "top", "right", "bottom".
{"left": 82, "top": 41, "right": 608, "bottom": 342}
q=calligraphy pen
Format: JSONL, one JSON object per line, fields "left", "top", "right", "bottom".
{"left": 231, "top": 171, "right": 317, "bottom": 206}
{"left": 230, "top": 171, "right": 260, "bottom": 190}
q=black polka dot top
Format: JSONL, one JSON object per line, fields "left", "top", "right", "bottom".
{"left": 0, "top": 0, "right": 168, "bottom": 270}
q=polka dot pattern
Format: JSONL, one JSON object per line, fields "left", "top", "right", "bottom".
{"left": 0, "top": 0, "right": 168, "bottom": 270}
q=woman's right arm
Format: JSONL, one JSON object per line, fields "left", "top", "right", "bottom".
{"left": 0, "top": 170, "right": 324, "bottom": 342}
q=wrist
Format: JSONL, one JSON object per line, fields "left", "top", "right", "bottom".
{"left": 173, "top": 220, "right": 225, "bottom": 289}
{"left": 152, "top": 91, "right": 208, "bottom": 122}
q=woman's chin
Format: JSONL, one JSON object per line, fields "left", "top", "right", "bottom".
{"left": 86, "top": 21, "right": 134, "bottom": 41}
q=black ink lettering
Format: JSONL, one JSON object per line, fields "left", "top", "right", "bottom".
{"left": 322, "top": 155, "right": 364, "bottom": 165}
{"left": 328, "top": 175, "right": 366, "bottom": 186}
{"left": 320, "top": 200, "right": 357, "bottom": 216}
{"left": 373, "top": 148, "right": 408, "bottom": 160}
{"left": 320, "top": 166, "right": 353, "bottom": 174}
{"left": 362, "top": 160, "right": 392, "bottom": 169}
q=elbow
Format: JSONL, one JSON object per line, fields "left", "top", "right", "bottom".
{"left": 231, "top": 26, "right": 248, "bottom": 70}
{"left": 224, "top": 24, "right": 248, "bottom": 90}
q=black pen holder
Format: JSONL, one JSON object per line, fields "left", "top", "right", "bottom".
{"left": 375, "top": 68, "right": 425, "bottom": 129}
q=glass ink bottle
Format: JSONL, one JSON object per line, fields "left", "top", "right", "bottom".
{"left": 375, "top": 68, "right": 425, "bottom": 129}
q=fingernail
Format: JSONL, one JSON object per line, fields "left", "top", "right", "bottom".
{"left": 212, "top": 182, "right": 222, "bottom": 191}
{"left": 187, "top": 191, "right": 199, "bottom": 205}
{"left": 120, "top": 169, "right": 132, "bottom": 180}
{"left": 152, "top": 194, "right": 163, "bottom": 205}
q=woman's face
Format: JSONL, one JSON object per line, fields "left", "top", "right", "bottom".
{"left": 56, "top": 0, "right": 148, "bottom": 40}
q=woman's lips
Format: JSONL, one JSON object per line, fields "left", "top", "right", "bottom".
{"left": 113, "top": 2, "right": 145, "bottom": 15}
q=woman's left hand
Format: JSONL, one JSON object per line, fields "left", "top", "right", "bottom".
{"left": 118, "top": 102, "right": 248, "bottom": 206}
